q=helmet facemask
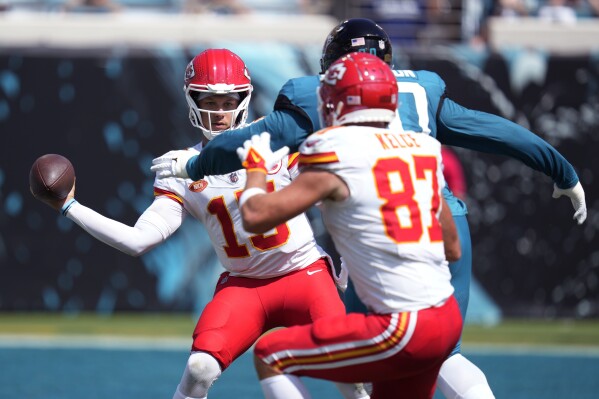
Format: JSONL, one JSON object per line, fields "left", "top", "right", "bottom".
{"left": 185, "top": 84, "right": 252, "bottom": 141}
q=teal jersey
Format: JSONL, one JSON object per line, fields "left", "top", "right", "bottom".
{"left": 187, "top": 71, "right": 579, "bottom": 216}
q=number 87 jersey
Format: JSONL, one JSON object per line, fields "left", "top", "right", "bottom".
{"left": 299, "top": 125, "right": 454, "bottom": 314}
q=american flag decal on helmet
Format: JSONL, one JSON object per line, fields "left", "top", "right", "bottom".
{"left": 351, "top": 37, "right": 365, "bottom": 47}
{"left": 347, "top": 96, "right": 361, "bottom": 105}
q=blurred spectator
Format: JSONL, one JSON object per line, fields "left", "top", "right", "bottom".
{"left": 184, "top": 0, "right": 327, "bottom": 15}
{"left": 495, "top": 0, "right": 536, "bottom": 18}
{"left": 362, "top": 0, "right": 432, "bottom": 46}
{"left": 298, "top": 0, "right": 333, "bottom": 14}
{"left": 538, "top": 0, "right": 577, "bottom": 23}
{"left": 441, "top": 146, "right": 467, "bottom": 200}
{"left": 63, "top": 0, "right": 122, "bottom": 13}
{"left": 586, "top": 0, "right": 599, "bottom": 16}
{"left": 418, "top": 0, "right": 464, "bottom": 45}
{"left": 366, "top": 0, "right": 466, "bottom": 46}
{"left": 183, "top": 0, "right": 251, "bottom": 14}
{"left": 461, "top": 0, "right": 495, "bottom": 46}
{"left": 574, "top": 0, "right": 599, "bottom": 16}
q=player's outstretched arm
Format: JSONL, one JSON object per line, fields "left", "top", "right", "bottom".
{"left": 62, "top": 197, "right": 184, "bottom": 257}
{"left": 186, "top": 109, "right": 312, "bottom": 180}
{"left": 437, "top": 98, "right": 586, "bottom": 224}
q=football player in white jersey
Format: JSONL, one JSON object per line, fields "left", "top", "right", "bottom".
{"left": 33, "top": 49, "right": 368, "bottom": 399}
{"left": 235, "top": 52, "right": 463, "bottom": 399}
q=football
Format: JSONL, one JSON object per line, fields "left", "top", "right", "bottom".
{"left": 29, "top": 154, "right": 75, "bottom": 202}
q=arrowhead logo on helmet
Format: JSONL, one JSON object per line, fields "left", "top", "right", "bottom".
{"left": 319, "top": 52, "right": 398, "bottom": 127}
{"left": 184, "top": 61, "right": 195, "bottom": 82}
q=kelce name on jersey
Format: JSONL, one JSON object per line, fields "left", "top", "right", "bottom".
{"left": 374, "top": 132, "right": 421, "bottom": 150}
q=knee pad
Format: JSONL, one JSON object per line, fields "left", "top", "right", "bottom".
{"left": 177, "top": 352, "right": 222, "bottom": 398}
{"left": 437, "top": 354, "right": 495, "bottom": 399}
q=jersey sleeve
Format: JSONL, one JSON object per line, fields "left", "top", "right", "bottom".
{"left": 297, "top": 127, "right": 361, "bottom": 191}
{"left": 153, "top": 175, "right": 186, "bottom": 204}
{"left": 287, "top": 152, "right": 300, "bottom": 179}
{"left": 65, "top": 197, "right": 184, "bottom": 257}
{"left": 436, "top": 98, "right": 579, "bottom": 189}
{"left": 298, "top": 128, "right": 342, "bottom": 170}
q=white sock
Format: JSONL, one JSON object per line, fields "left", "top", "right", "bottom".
{"left": 259, "top": 375, "right": 312, "bottom": 399}
{"left": 334, "top": 382, "right": 370, "bottom": 399}
{"left": 172, "top": 385, "right": 206, "bottom": 399}
{"left": 172, "top": 352, "right": 221, "bottom": 399}
{"left": 437, "top": 353, "right": 495, "bottom": 399}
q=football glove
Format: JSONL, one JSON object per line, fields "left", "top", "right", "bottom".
{"left": 150, "top": 148, "right": 199, "bottom": 179}
{"left": 552, "top": 181, "right": 587, "bottom": 224}
{"left": 236, "top": 132, "right": 289, "bottom": 174}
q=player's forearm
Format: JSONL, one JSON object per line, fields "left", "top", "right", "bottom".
{"left": 65, "top": 201, "right": 175, "bottom": 256}
{"left": 239, "top": 171, "right": 274, "bottom": 234}
{"left": 186, "top": 118, "right": 271, "bottom": 180}
{"left": 186, "top": 110, "right": 310, "bottom": 180}
{"left": 438, "top": 100, "right": 579, "bottom": 189}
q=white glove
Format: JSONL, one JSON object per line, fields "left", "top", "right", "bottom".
{"left": 150, "top": 149, "right": 198, "bottom": 179}
{"left": 552, "top": 181, "right": 587, "bottom": 224}
{"left": 236, "top": 132, "right": 289, "bottom": 173}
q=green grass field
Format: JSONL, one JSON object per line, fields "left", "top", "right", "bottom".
{"left": 1, "top": 313, "right": 599, "bottom": 348}
{"left": 462, "top": 319, "right": 599, "bottom": 347}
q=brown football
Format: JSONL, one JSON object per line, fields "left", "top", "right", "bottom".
{"left": 29, "top": 154, "right": 75, "bottom": 202}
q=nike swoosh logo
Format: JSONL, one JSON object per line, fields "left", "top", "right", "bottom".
{"left": 249, "top": 148, "right": 262, "bottom": 163}
{"left": 307, "top": 269, "right": 323, "bottom": 276}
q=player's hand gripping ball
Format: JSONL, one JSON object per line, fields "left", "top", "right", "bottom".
{"left": 29, "top": 154, "right": 75, "bottom": 207}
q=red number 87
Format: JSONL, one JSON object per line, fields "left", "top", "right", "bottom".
{"left": 373, "top": 155, "right": 442, "bottom": 244}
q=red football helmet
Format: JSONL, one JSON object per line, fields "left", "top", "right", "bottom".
{"left": 318, "top": 52, "right": 398, "bottom": 128}
{"left": 184, "top": 49, "right": 253, "bottom": 140}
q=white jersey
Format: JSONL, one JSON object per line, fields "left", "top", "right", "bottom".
{"left": 299, "top": 126, "right": 453, "bottom": 313}
{"left": 154, "top": 143, "right": 327, "bottom": 279}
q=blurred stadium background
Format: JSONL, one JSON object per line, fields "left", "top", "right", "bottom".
{"left": 0, "top": 1, "right": 598, "bottom": 396}
{"left": 0, "top": 0, "right": 599, "bottom": 399}
{"left": 1, "top": 0, "right": 597, "bottom": 318}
